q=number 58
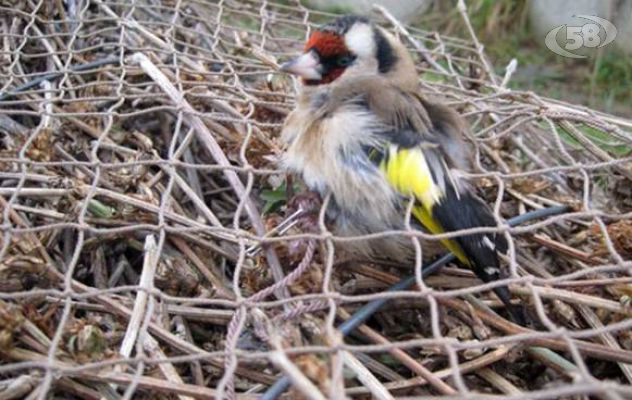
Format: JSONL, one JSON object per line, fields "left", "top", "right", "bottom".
{"left": 566, "top": 23, "right": 602, "bottom": 50}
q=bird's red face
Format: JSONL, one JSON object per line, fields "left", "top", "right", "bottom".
{"left": 280, "top": 30, "right": 356, "bottom": 86}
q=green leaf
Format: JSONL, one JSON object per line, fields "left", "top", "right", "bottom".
{"left": 88, "top": 200, "right": 115, "bottom": 219}
{"left": 260, "top": 180, "right": 298, "bottom": 215}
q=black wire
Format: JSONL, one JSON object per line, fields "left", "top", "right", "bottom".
{"left": 0, "top": 56, "right": 121, "bottom": 102}
{"left": 260, "top": 205, "right": 571, "bottom": 400}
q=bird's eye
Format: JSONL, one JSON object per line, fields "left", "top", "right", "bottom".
{"left": 337, "top": 55, "right": 354, "bottom": 67}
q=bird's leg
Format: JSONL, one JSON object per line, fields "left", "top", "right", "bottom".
{"left": 285, "top": 173, "right": 295, "bottom": 200}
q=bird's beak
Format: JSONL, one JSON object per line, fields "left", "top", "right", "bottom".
{"left": 279, "top": 50, "right": 322, "bottom": 80}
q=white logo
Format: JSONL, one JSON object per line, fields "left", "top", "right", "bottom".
{"left": 545, "top": 15, "right": 617, "bottom": 58}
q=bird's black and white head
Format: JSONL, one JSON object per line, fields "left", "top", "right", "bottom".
{"left": 280, "top": 15, "right": 415, "bottom": 86}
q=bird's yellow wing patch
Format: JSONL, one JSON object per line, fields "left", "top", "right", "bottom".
{"left": 381, "top": 146, "right": 440, "bottom": 208}
{"left": 380, "top": 145, "right": 470, "bottom": 265}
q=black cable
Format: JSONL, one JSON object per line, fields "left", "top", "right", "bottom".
{"left": 261, "top": 205, "right": 571, "bottom": 400}
{"left": 0, "top": 56, "right": 120, "bottom": 102}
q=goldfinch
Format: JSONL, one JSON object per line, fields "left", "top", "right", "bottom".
{"left": 280, "top": 15, "right": 522, "bottom": 323}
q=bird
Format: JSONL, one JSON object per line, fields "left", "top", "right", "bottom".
{"left": 279, "top": 15, "right": 524, "bottom": 324}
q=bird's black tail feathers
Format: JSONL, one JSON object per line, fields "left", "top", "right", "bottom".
{"left": 492, "top": 286, "right": 527, "bottom": 326}
{"left": 432, "top": 186, "right": 527, "bottom": 326}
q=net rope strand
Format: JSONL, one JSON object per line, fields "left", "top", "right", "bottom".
{"left": 0, "top": 1, "right": 631, "bottom": 399}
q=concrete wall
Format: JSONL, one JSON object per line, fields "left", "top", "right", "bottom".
{"left": 307, "top": 0, "right": 433, "bottom": 24}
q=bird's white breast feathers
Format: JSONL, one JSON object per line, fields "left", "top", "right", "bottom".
{"left": 282, "top": 103, "right": 398, "bottom": 223}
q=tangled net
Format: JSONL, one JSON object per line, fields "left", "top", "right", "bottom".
{"left": 0, "top": 1, "right": 631, "bottom": 399}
